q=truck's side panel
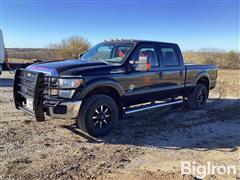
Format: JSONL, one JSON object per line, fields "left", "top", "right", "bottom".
{"left": 185, "top": 64, "right": 217, "bottom": 89}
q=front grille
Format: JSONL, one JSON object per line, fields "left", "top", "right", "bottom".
{"left": 13, "top": 68, "right": 80, "bottom": 121}
{"left": 18, "top": 70, "right": 38, "bottom": 98}
{"left": 13, "top": 68, "right": 46, "bottom": 121}
{"left": 17, "top": 70, "right": 54, "bottom": 98}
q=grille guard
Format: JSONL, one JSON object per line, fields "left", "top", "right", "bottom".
{"left": 13, "top": 68, "right": 80, "bottom": 121}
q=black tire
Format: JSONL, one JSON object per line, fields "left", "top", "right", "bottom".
{"left": 77, "top": 94, "right": 118, "bottom": 137}
{"left": 187, "top": 84, "right": 209, "bottom": 110}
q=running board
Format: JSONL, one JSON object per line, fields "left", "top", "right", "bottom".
{"left": 124, "top": 99, "right": 183, "bottom": 114}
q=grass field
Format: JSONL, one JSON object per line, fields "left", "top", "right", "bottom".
{"left": 211, "top": 69, "right": 240, "bottom": 98}
{"left": 8, "top": 58, "right": 33, "bottom": 63}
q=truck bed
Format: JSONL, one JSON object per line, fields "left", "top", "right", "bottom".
{"left": 185, "top": 63, "right": 217, "bottom": 89}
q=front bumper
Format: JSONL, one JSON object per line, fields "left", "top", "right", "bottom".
{"left": 49, "top": 100, "right": 82, "bottom": 119}
{"left": 13, "top": 68, "right": 82, "bottom": 121}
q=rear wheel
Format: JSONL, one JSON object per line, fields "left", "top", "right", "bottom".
{"left": 77, "top": 94, "right": 118, "bottom": 137}
{"left": 187, "top": 84, "right": 209, "bottom": 110}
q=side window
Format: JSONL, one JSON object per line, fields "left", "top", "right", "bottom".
{"left": 160, "top": 47, "right": 179, "bottom": 66}
{"left": 134, "top": 46, "right": 159, "bottom": 67}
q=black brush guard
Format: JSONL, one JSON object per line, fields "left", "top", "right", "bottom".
{"left": 13, "top": 68, "right": 79, "bottom": 121}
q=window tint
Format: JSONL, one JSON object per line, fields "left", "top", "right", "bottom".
{"left": 160, "top": 47, "right": 179, "bottom": 66}
{"left": 92, "top": 45, "right": 113, "bottom": 60}
{"left": 135, "top": 47, "right": 159, "bottom": 67}
{"left": 115, "top": 45, "right": 132, "bottom": 59}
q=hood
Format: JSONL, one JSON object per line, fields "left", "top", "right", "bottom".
{"left": 26, "top": 59, "right": 108, "bottom": 76}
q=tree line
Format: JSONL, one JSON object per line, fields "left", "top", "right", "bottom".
{"left": 183, "top": 50, "right": 240, "bottom": 69}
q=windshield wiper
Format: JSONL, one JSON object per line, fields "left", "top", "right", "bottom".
{"left": 95, "top": 59, "right": 109, "bottom": 64}
{"left": 79, "top": 58, "right": 109, "bottom": 64}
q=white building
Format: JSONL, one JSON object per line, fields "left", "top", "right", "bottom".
{"left": 0, "top": 29, "right": 5, "bottom": 75}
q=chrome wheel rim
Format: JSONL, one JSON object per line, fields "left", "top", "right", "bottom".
{"left": 92, "top": 105, "right": 111, "bottom": 129}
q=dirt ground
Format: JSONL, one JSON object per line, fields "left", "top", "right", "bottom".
{"left": 0, "top": 70, "right": 239, "bottom": 180}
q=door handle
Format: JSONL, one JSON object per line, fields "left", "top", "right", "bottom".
{"left": 159, "top": 72, "right": 163, "bottom": 80}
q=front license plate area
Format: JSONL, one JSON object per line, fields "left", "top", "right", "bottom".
{"left": 26, "top": 99, "right": 33, "bottom": 110}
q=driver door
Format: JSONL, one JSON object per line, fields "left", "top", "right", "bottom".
{"left": 123, "top": 43, "right": 161, "bottom": 104}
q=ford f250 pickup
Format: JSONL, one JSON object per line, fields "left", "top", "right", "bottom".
{"left": 13, "top": 40, "right": 217, "bottom": 137}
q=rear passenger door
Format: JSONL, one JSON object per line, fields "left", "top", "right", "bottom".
{"left": 157, "top": 44, "right": 185, "bottom": 97}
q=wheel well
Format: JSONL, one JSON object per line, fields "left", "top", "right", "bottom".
{"left": 84, "top": 86, "right": 123, "bottom": 118}
{"left": 197, "top": 77, "right": 209, "bottom": 89}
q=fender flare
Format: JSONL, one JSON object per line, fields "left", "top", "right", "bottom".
{"left": 193, "top": 72, "right": 210, "bottom": 87}
{"left": 78, "top": 78, "right": 125, "bottom": 99}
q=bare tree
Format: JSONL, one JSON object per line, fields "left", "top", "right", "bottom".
{"left": 49, "top": 36, "right": 91, "bottom": 59}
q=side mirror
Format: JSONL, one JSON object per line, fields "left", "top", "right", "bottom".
{"left": 79, "top": 53, "right": 83, "bottom": 58}
{"left": 134, "top": 56, "right": 151, "bottom": 72}
{"left": 31, "top": 59, "right": 42, "bottom": 63}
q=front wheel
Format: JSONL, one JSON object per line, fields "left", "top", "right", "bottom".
{"left": 77, "top": 94, "right": 118, "bottom": 137}
{"left": 187, "top": 84, "right": 209, "bottom": 110}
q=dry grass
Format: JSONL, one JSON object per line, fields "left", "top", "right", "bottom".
{"left": 210, "top": 69, "right": 240, "bottom": 98}
{"left": 8, "top": 58, "right": 33, "bottom": 63}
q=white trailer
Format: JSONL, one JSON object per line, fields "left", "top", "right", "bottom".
{"left": 0, "top": 29, "right": 5, "bottom": 75}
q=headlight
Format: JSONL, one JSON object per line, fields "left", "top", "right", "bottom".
{"left": 48, "top": 78, "right": 59, "bottom": 96}
{"left": 59, "top": 79, "right": 82, "bottom": 88}
{"left": 58, "top": 79, "right": 82, "bottom": 98}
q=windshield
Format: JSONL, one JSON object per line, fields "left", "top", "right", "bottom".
{"left": 80, "top": 42, "right": 134, "bottom": 64}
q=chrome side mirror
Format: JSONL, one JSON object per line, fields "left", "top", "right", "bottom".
{"left": 134, "top": 56, "right": 151, "bottom": 71}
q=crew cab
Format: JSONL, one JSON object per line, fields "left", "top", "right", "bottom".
{"left": 13, "top": 40, "right": 217, "bottom": 137}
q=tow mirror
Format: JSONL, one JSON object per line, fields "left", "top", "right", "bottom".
{"left": 134, "top": 56, "right": 151, "bottom": 71}
{"left": 79, "top": 53, "right": 83, "bottom": 58}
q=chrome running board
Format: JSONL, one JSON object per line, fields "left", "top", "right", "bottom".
{"left": 124, "top": 99, "right": 183, "bottom": 114}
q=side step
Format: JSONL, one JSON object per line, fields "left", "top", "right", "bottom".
{"left": 124, "top": 99, "right": 183, "bottom": 114}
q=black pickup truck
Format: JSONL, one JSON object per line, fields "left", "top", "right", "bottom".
{"left": 13, "top": 40, "right": 217, "bottom": 137}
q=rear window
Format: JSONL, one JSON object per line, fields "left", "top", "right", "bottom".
{"left": 160, "top": 47, "right": 179, "bottom": 66}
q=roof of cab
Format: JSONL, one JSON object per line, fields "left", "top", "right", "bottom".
{"left": 103, "top": 39, "right": 178, "bottom": 46}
